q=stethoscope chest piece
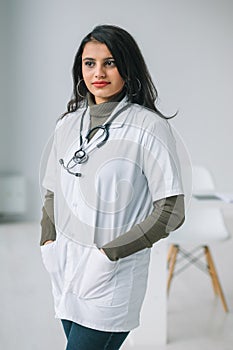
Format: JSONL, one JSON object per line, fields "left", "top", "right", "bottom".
{"left": 73, "top": 149, "right": 88, "bottom": 164}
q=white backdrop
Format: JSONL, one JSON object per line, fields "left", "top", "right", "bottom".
{"left": 1, "top": 0, "right": 233, "bottom": 219}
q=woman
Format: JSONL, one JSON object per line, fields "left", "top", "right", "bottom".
{"left": 40, "top": 24, "right": 185, "bottom": 350}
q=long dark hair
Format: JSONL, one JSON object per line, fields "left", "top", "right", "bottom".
{"left": 63, "top": 24, "right": 173, "bottom": 119}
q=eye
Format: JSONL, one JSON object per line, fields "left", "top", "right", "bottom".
{"left": 84, "top": 61, "right": 95, "bottom": 67}
{"left": 104, "top": 60, "right": 116, "bottom": 67}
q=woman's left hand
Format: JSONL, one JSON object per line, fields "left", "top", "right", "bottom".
{"left": 99, "top": 248, "right": 106, "bottom": 255}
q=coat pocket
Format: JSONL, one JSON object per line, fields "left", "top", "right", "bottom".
{"left": 41, "top": 240, "right": 58, "bottom": 274}
{"left": 68, "top": 246, "right": 119, "bottom": 305}
{"left": 40, "top": 237, "right": 67, "bottom": 301}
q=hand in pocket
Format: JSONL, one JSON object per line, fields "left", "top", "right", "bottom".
{"left": 71, "top": 247, "right": 118, "bottom": 305}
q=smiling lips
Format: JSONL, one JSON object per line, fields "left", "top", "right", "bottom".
{"left": 92, "top": 81, "right": 110, "bottom": 88}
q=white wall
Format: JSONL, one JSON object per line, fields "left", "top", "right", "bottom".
{"left": 2, "top": 0, "right": 233, "bottom": 220}
{"left": 0, "top": 0, "right": 10, "bottom": 169}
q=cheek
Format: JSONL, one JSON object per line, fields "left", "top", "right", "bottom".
{"left": 115, "top": 77, "right": 125, "bottom": 89}
{"left": 114, "top": 72, "right": 125, "bottom": 87}
{"left": 82, "top": 72, "right": 92, "bottom": 87}
{"left": 82, "top": 66, "right": 91, "bottom": 80}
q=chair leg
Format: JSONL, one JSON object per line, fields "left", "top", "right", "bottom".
{"left": 167, "top": 244, "right": 175, "bottom": 265}
{"left": 167, "top": 245, "right": 179, "bottom": 294}
{"left": 204, "top": 246, "right": 229, "bottom": 312}
{"left": 204, "top": 246, "right": 218, "bottom": 296}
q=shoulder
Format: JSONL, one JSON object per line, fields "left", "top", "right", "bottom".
{"left": 127, "top": 103, "right": 171, "bottom": 132}
{"left": 125, "top": 104, "right": 177, "bottom": 150}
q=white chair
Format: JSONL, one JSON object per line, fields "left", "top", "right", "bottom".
{"left": 192, "top": 165, "right": 215, "bottom": 194}
{"left": 167, "top": 165, "right": 230, "bottom": 312}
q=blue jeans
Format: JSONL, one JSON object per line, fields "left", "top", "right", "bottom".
{"left": 61, "top": 320, "right": 130, "bottom": 350}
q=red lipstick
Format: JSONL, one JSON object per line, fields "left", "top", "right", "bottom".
{"left": 92, "top": 81, "right": 110, "bottom": 88}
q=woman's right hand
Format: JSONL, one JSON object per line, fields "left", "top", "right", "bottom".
{"left": 43, "top": 240, "right": 54, "bottom": 245}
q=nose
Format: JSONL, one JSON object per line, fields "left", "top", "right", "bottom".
{"left": 94, "top": 64, "right": 106, "bottom": 79}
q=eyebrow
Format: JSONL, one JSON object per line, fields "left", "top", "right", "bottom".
{"left": 82, "top": 56, "right": 114, "bottom": 61}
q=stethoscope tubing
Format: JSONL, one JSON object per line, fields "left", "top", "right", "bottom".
{"left": 59, "top": 102, "right": 131, "bottom": 176}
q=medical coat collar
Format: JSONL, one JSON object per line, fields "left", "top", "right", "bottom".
{"left": 77, "top": 96, "right": 131, "bottom": 135}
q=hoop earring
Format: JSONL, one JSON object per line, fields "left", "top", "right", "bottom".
{"left": 126, "top": 78, "right": 141, "bottom": 97}
{"left": 77, "top": 79, "right": 87, "bottom": 98}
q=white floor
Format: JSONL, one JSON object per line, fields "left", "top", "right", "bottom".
{"left": 0, "top": 221, "right": 232, "bottom": 350}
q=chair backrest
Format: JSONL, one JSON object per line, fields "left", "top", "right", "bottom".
{"left": 168, "top": 165, "right": 231, "bottom": 244}
{"left": 168, "top": 198, "right": 230, "bottom": 243}
{"left": 192, "top": 165, "right": 215, "bottom": 194}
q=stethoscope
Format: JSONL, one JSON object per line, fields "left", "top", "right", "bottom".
{"left": 59, "top": 103, "right": 130, "bottom": 177}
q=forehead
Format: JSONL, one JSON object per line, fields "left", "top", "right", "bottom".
{"left": 82, "top": 41, "right": 113, "bottom": 58}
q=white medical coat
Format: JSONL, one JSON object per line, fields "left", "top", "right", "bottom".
{"left": 41, "top": 97, "right": 184, "bottom": 331}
